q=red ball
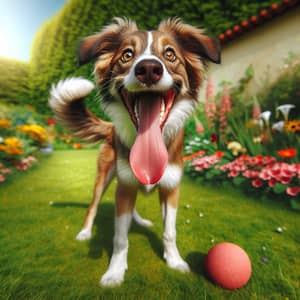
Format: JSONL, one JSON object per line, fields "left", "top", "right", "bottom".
{"left": 205, "top": 242, "right": 252, "bottom": 290}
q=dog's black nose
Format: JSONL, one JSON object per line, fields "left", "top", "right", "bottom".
{"left": 135, "top": 59, "right": 163, "bottom": 85}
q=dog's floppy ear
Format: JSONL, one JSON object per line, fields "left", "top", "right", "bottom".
{"left": 159, "top": 18, "right": 221, "bottom": 64}
{"left": 78, "top": 18, "right": 138, "bottom": 66}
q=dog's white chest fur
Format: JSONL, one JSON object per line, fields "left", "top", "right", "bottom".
{"left": 116, "top": 158, "right": 182, "bottom": 191}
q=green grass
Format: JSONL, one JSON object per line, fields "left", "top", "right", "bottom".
{"left": 0, "top": 150, "right": 299, "bottom": 300}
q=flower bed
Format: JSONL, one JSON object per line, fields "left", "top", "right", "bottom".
{"left": 0, "top": 105, "right": 50, "bottom": 183}
{"left": 184, "top": 59, "right": 300, "bottom": 209}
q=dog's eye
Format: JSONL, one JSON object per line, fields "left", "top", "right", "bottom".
{"left": 121, "top": 49, "right": 134, "bottom": 63}
{"left": 164, "top": 48, "right": 176, "bottom": 62}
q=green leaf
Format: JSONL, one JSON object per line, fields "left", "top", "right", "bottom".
{"left": 291, "top": 198, "right": 300, "bottom": 211}
{"left": 245, "top": 64, "right": 254, "bottom": 78}
{"left": 233, "top": 176, "right": 246, "bottom": 185}
{"left": 273, "top": 183, "right": 287, "bottom": 194}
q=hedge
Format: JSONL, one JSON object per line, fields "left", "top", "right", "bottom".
{"left": 1, "top": 0, "right": 281, "bottom": 115}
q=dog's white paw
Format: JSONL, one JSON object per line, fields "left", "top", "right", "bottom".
{"left": 164, "top": 253, "right": 190, "bottom": 273}
{"left": 76, "top": 228, "right": 92, "bottom": 241}
{"left": 100, "top": 269, "right": 125, "bottom": 287}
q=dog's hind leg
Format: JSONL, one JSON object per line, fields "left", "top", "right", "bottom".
{"left": 100, "top": 181, "right": 137, "bottom": 287}
{"left": 76, "top": 141, "right": 115, "bottom": 241}
{"left": 159, "top": 186, "right": 190, "bottom": 273}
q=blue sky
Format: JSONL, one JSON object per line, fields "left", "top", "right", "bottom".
{"left": 0, "top": 0, "right": 66, "bottom": 61}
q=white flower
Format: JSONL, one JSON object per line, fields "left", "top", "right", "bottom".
{"left": 0, "top": 136, "right": 3, "bottom": 143}
{"left": 260, "top": 111, "right": 272, "bottom": 126}
{"left": 276, "top": 104, "right": 295, "bottom": 121}
{"left": 272, "top": 121, "right": 285, "bottom": 132}
{"left": 185, "top": 204, "right": 191, "bottom": 209}
{"left": 199, "top": 212, "right": 204, "bottom": 218}
{"left": 186, "top": 219, "right": 190, "bottom": 224}
{"left": 253, "top": 136, "right": 262, "bottom": 143}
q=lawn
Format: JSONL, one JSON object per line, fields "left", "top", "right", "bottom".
{"left": 0, "top": 150, "right": 299, "bottom": 300}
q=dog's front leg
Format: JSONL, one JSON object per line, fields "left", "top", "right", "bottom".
{"left": 159, "top": 186, "right": 190, "bottom": 273}
{"left": 77, "top": 142, "right": 115, "bottom": 241}
{"left": 100, "top": 182, "right": 137, "bottom": 287}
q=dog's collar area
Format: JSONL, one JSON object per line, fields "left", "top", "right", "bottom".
{"left": 119, "top": 88, "right": 177, "bottom": 131}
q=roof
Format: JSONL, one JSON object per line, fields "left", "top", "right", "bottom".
{"left": 218, "top": 0, "right": 300, "bottom": 45}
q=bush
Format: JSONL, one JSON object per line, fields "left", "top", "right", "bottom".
{"left": 259, "top": 53, "right": 300, "bottom": 117}
{"left": 184, "top": 59, "right": 300, "bottom": 208}
{"left": 0, "top": 105, "right": 51, "bottom": 183}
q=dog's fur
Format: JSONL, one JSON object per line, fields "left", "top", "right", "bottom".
{"left": 49, "top": 18, "right": 220, "bottom": 287}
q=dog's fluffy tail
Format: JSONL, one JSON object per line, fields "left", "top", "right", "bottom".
{"left": 49, "top": 77, "right": 113, "bottom": 143}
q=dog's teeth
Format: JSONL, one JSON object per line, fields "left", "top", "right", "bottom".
{"left": 161, "top": 100, "right": 165, "bottom": 113}
{"left": 160, "top": 100, "right": 165, "bottom": 122}
{"left": 134, "top": 101, "right": 140, "bottom": 124}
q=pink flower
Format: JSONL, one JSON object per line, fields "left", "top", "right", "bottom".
{"left": 196, "top": 122, "right": 205, "bottom": 135}
{"left": 219, "top": 85, "right": 231, "bottom": 139}
{"left": 206, "top": 77, "right": 214, "bottom": 100}
{"left": 268, "top": 178, "right": 277, "bottom": 187}
{"left": 1, "top": 168, "right": 12, "bottom": 174}
{"left": 259, "top": 169, "right": 271, "bottom": 181}
{"left": 263, "top": 156, "right": 277, "bottom": 165}
{"left": 26, "top": 156, "right": 37, "bottom": 162}
{"left": 243, "top": 170, "right": 259, "bottom": 179}
{"left": 286, "top": 186, "right": 300, "bottom": 196}
{"left": 0, "top": 174, "right": 5, "bottom": 182}
{"left": 252, "top": 178, "right": 263, "bottom": 188}
{"left": 205, "top": 78, "right": 217, "bottom": 128}
{"left": 228, "top": 170, "right": 240, "bottom": 177}
{"left": 279, "top": 176, "right": 292, "bottom": 185}
{"left": 252, "top": 100, "right": 261, "bottom": 120}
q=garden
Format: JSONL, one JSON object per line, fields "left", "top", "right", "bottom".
{"left": 1, "top": 0, "right": 300, "bottom": 299}
{"left": 184, "top": 59, "right": 300, "bottom": 210}
{"left": 1, "top": 57, "right": 299, "bottom": 299}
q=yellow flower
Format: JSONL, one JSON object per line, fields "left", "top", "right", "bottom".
{"left": 0, "top": 137, "right": 24, "bottom": 156}
{"left": 4, "top": 137, "right": 23, "bottom": 148}
{"left": 245, "top": 120, "right": 258, "bottom": 128}
{"left": 227, "top": 141, "right": 247, "bottom": 156}
{"left": 284, "top": 120, "right": 300, "bottom": 133}
{"left": 0, "top": 119, "right": 11, "bottom": 128}
{"left": 17, "top": 124, "right": 48, "bottom": 145}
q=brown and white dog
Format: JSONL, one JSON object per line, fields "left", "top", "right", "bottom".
{"left": 49, "top": 18, "right": 220, "bottom": 287}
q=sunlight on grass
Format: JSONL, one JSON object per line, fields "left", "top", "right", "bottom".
{"left": 0, "top": 150, "right": 299, "bottom": 299}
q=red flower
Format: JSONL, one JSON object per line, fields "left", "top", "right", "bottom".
{"left": 183, "top": 150, "right": 206, "bottom": 162}
{"left": 268, "top": 178, "right": 277, "bottom": 187}
{"left": 228, "top": 170, "right": 239, "bottom": 177}
{"left": 73, "top": 143, "right": 82, "bottom": 149}
{"left": 277, "top": 148, "right": 297, "bottom": 159}
{"left": 286, "top": 186, "right": 300, "bottom": 197}
{"left": 210, "top": 133, "right": 217, "bottom": 143}
{"left": 47, "top": 118, "right": 56, "bottom": 125}
{"left": 252, "top": 178, "right": 263, "bottom": 188}
{"left": 215, "top": 151, "right": 224, "bottom": 158}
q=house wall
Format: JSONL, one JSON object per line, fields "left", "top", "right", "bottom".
{"left": 207, "top": 6, "right": 300, "bottom": 96}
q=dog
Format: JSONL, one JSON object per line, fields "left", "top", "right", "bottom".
{"left": 49, "top": 17, "right": 220, "bottom": 287}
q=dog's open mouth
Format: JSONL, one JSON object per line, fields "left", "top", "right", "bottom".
{"left": 120, "top": 88, "right": 177, "bottom": 185}
{"left": 120, "top": 89, "right": 176, "bottom": 130}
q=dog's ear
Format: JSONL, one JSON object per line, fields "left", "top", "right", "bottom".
{"left": 159, "top": 18, "right": 221, "bottom": 64}
{"left": 78, "top": 18, "right": 138, "bottom": 66}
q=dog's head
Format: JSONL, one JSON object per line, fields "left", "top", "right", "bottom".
{"left": 78, "top": 18, "right": 220, "bottom": 185}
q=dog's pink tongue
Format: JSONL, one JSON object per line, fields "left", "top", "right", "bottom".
{"left": 130, "top": 96, "right": 168, "bottom": 185}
